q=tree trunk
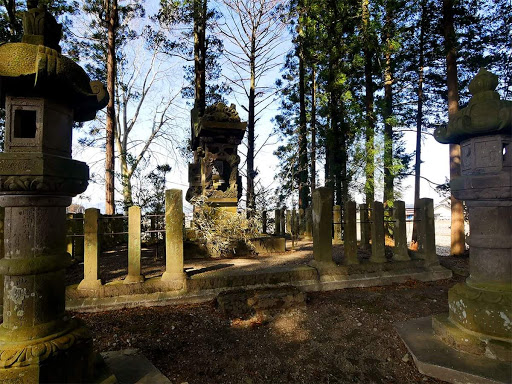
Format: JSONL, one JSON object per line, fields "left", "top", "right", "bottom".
{"left": 194, "top": 0, "right": 207, "bottom": 116}
{"left": 105, "top": 0, "right": 118, "bottom": 215}
{"left": 297, "top": 7, "right": 309, "bottom": 210}
{"left": 246, "top": 41, "right": 256, "bottom": 215}
{"left": 383, "top": 0, "right": 394, "bottom": 208}
{"left": 310, "top": 63, "right": 317, "bottom": 193}
{"left": 443, "top": 0, "right": 466, "bottom": 256}
{"left": 362, "top": 0, "right": 375, "bottom": 205}
{"left": 412, "top": 0, "right": 426, "bottom": 244}
{"left": 120, "top": 156, "right": 133, "bottom": 212}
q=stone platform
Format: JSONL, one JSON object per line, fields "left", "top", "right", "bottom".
{"left": 395, "top": 317, "right": 512, "bottom": 384}
{"left": 101, "top": 349, "right": 170, "bottom": 384}
{"left": 65, "top": 242, "right": 452, "bottom": 312}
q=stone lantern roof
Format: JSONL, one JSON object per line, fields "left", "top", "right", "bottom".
{"left": 434, "top": 68, "right": 512, "bottom": 144}
{"left": 191, "top": 103, "right": 247, "bottom": 148}
{"left": 0, "top": 1, "right": 108, "bottom": 122}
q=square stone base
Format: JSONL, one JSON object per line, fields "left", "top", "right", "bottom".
{"left": 395, "top": 316, "right": 512, "bottom": 384}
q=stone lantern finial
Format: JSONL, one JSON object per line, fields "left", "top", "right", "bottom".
{"left": 434, "top": 68, "right": 512, "bottom": 144}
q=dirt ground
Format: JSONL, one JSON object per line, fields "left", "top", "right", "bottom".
{"left": 74, "top": 250, "right": 469, "bottom": 384}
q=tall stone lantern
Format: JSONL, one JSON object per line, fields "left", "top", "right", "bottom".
{"left": 186, "top": 103, "right": 247, "bottom": 213}
{"left": 0, "top": 2, "right": 108, "bottom": 383}
{"left": 398, "top": 68, "right": 511, "bottom": 383}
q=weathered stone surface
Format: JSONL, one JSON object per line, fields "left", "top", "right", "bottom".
{"left": 359, "top": 204, "right": 370, "bottom": 250}
{"left": 392, "top": 201, "right": 410, "bottom": 261}
{"left": 78, "top": 208, "right": 102, "bottom": 290}
{"left": 304, "top": 207, "right": 313, "bottom": 240}
{"left": 286, "top": 209, "right": 292, "bottom": 235}
{"left": 274, "top": 209, "right": 281, "bottom": 236}
{"left": 251, "top": 236, "right": 286, "bottom": 254}
{"left": 434, "top": 68, "right": 512, "bottom": 144}
{"left": 0, "top": 5, "right": 110, "bottom": 381}
{"left": 343, "top": 201, "right": 359, "bottom": 265}
{"left": 216, "top": 286, "right": 306, "bottom": 321}
{"left": 312, "top": 188, "right": 334, "bottom": 264}
{"left": 416, "top": 198, "right": 437, "bottom": 266}
{"left": 186, "top": 103, "right": 246, "bottom": 208}
{"left": 333, "top": 205, "right": 342, "bottom": 242}
{"left": 261, "top": 210, "right": 267, "bottom": 234}
{"left": 396, "top": 316, "right": 511, "bottom": 384}
{"left": 401, "top": 69, "right": 512, "bottom": 382}
{"left": 125, "top": 206, "right": 144, "bottom": 284}
{"left": 102, "top": 349, "right": 171, "bottom": 384}
{"left": 370, "top": 201, "right": 386, "bottom": 263}
{"left": 280, "top": 208, "right": 286, "bottom": 236}
{"left": 161, "top": 189, "right": 186, "bottom": 284}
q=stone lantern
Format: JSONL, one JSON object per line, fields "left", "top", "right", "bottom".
{"left": 398, "top": 68, "right": 511, "bottom": 383}
{"left": 0, "top": 2, "right": 108, "bottom": 383}
{"left": 186, "top": 103, "right": 247, "bottom": 213}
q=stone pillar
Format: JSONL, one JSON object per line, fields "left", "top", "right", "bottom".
{"left": 333, "top": 205, "right": 342, "bottom": 242}
{"left": 312, "top": 188, "right": 334, "bottom": 264}
{"left": 280, "top": 209, "right": 286, "bottom": 236}
{"left": 392, "top": 201, "right": 410, "bottom": 261}
{"left": 416, "top": 198, "right": 437, "bottom": 266}
{"left": 344, "top": 201, "right": 359, "bottom": 265}
{"left": 162, "top": 189, "right": 186, "bottom": 282}
{"left": 359, "top": 203, "right": 371, "bottom": 250}
{"left": 262, "top": 210, "right": 267, "bottom": 234}
{"left": 78, "top": 208, "right": 102, "bottom": 290}
{"left": 66, "top": 213, "right": 74, "bottom": 259}
{"left": 274, "top": 209, "right": 281, "bottom": 236}
{"left": 286, "top": 209, "right": 292, "bottom": 235}
{"left": 370, "top": 201, "right": 386, "bottom": 263}
{"left": 305, "top": 207, "right": 313, "bottom": 240}
{"left": 298, "top": 208, "right": 305, "bottom": 237}
{"left": 291, "top": 209, "right": 297, "bottom": 236}
{"left": 0, "top": 207, "right": 4, "bottom": 310}
{"left": 125, "top": 206, "right": 144, "bottom": 284}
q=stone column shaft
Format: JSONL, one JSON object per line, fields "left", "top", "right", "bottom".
{"left": 305, "top": 207, "right": 313, "bottom": 240}
{"left": 286, "top": 210, "right": 292, "bottom": 235}
{"left": 262, "top": 210, "right": 267, "bottom": 234}
{"left": 125, "top": 205, "right": 144, "bottom": 284}
{"left": 360, "top": 204, "right": 371, "bottom": 250}
{"left": 392, "top": 201, "right": 410, "bottom": 261}
{"left": 162, "top": 189, "right": 186, "bottom": 282}
{"left": 344, "top": 201, "right": 359, "bottom": 265}
{"left": 274, "top": 209, "right": 280, "bottom": 236}
{"left": 333, "top": 205, "right": 342, "bottom": 242}
{"left": 78, "top": 208, "right": 102, "bottom": 290}
{"left": 417, "top": 198, "right": 437, "bottom": 266}
{"left": 280, "top": 209, "right": 286, "bottom": 236}
{"left": 312, "top": 188, "right": 333, "bottom": 264}
{"left": 370, "top": 201, "right": 386, "bottom": 263}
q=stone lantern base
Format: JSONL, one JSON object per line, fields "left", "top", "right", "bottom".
{"left": 396, "top": 317, "right": 511, "bottom": 384}
{"left": 0, "top": 320, "right": 116, "bottom": 383}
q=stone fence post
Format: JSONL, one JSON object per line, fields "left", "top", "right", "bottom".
{"left": 417, "top": 198, "right": 437, "bottom": 266}
{"left": 262, "top": 210, "right": 267, "bottom": 234}
{"left": 312, "top": 188, "right": 334, "bottom": 264}
{"left": 274, "top": 209, "right": 281, "bottom": 236}
{"left": 344, "top": 201, "right": 359, "bottom": 265}
{"left": 0, "top": 207, "right": 4, "bottom": 308}
{"left": 286, "top": 209, "right": 292, "bottom": 235}
{"left": 280, "top": 208, "right": 286, "bottom": 236}
{"left": 392, "top": 201, "right": 410, "bottom": 261}
{"left": 78, "top": 208, "right": 102, "bottom": 290}
{"left": 125, "top": 206, "right": 144, "bottom": 284}
{"left": 370, "top": 201, "right": 386, "bottom": 263}
{"left": 333, "top": 205, "right": 342, "bottom": 242}
{"left": 305, "top": 207, "right": 313, "bottom": 240}
{"left": 359, "top": 203, "right": 371, "bottom": 250}
{"left": 162, "top": 189, "right": 186, "bottom": 283}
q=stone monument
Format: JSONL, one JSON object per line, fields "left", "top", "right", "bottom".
{"left": 186, "top": 103, "right": 246, "bottom": 213}
{"left": 397, "top": 68, "right": 511, "bottom": 383}
{"left": 0, "top": 2, "right": 109, "bottom": 382}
